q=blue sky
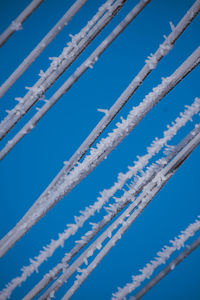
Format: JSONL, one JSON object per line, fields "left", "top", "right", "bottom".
{"left": 0, "top": 0, "right": 200, "bottom": 299}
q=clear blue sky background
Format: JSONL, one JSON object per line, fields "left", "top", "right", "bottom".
{"left": 0, "top": 0, "right": 200, "bottom": 299}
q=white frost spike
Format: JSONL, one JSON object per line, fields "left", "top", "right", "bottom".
{"left": 49, "top": 57, "right": 62, "bottom": 70}
{"left": 97, "top": 108, "right": 110, "bottom": 115}
{"left": 1, "top": 97, "right": 200, "bottom": 300}
{"left": 15, "top": 97, "right": 24, "bottom": 103}
{"left": 25, "top": 86, "right": 31, "bottom": 91}
{"left": 112, "top": 216, "right": 200, "bottom": 299}
{"left": 11, "top": 21, "right": 22, "bottom": 31}
{"left": 0, "top": 0, "right": 88, "bottom": 97}
{"left": 13, "top": 125, "right": 200, "bottom": 300}
{"left": 0, "top": 0, "right": 119, "bottom": 141}
{"left": 163, "top": 143, "right": 175, "bottom": 155}
{"left": 87, "top": 249, "right": 94, "bottom": 257}
{"left": 163, "top": 34, "right": 168, "bottom": 40}
{"left": 84, "top": 257, "right": 88, "bottom": 266}
{"left": 49, "top": 290, "right": 55, "bottom": 298}
{"left": 1, "top": 0, "right": 199, "bottom": 164}
{"left": 39, "top": 70, "right": 46, "bottom": 78}
{"left": 97, "top": 243, "right": 102, "bottom": 250}
{"left": 170, "top": 263, "right": 175, "bottom": 270}
{"left": 107, "top": 231, "right": 112, "bottom": 238}
{"left": 42, "top": 99, "right": 49, "bottom": 103}
{"left": 77, "top": 267, "right": 83, "bottom": 274}
{"left": 25, "top": 85, "right": 45, "bottom": 97}
{"left": 85, "top": 59, "right": 94, "bottom": 69}
{"left": 145, "top": 53, "right": 158, "bottom": 70}
{"left": 68, "top": 33, "right": 79, "bottom": 49}
{"left": 89, "top": 222, "right": 98, "bottom": 230}
{"left": 169, "top": 20, "right": 176, "bottom": 31}
{"left": 159, "top": 42, "right": 173, "bottom": 56}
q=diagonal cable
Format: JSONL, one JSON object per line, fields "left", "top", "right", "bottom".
{"left": 1, "top": 0, "right": 199, "bottom": 154}
{"left": 112, "top": 216, "right": 200, "bottom": 299}
{"left": 22, "top": 121, "right": 200, "bottom": 300}
{"left": 0, "top": 0, "right": 125, "bottom": 140}
{"left": 0, "top": 0, "right": 152, "bottom": 160}
{"left": 2, "top": 98, "right": 199, "bottom": 300}
{"left": 0, "top": 0, "right": 88, "bottom": 97}
{"left": 131, "top": 236, "right": 200, "bottom": 300}
{"left": 0, "top": 0, "right": 44, "bottom": 47}
{"left": 38, "top": 127, "right": 200, "bottom": 299}
{"left": 0, "top": 45, "right": 199, "bottom": 258}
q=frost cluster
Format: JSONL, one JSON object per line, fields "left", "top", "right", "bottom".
{"left": 11, "top": 20, "right": 22, "bottom": 31}
{"left": 112, "top": 216, "right": 200, "bottom": 299}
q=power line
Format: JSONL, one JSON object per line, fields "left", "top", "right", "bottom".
{"left": 0, "top": 0, "right": 45, "bottom": 47}
{"left": 0, "top": 0, "right": 125, "bottom": 140}
{"left": 40, "top": 127, "right": 200, "bottom": 299}
{"left": 0, "top": 0, "right": 88, "bottom": 97}
{"left": 0, "top": 45, "right": 199, "bottom": 258}
{"left": 131, "top": 236, "right": 200, "bottom": 300}
{"left": 4, "top": 98, "right": 199, "bottom": 300}
{"left": 0, "top": 0, "right": 152, "bottom": 160}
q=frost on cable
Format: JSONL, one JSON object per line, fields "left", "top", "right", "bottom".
{"left": 85, "top": 56, "right": 98, "bottom": 69}
{"left": 97, "top": 108, "right": 109, "bottom": 115}
{"left": 23, "top": 129, "right": 200, "bottom": 300}
{"left": 24, "top": 120, "right": 199, "bottom": 298}
{"left": 0, "top": 0, "right": 116, "bottom": 139}
{"left": 145, "top": 53, "right": 158, "bottom": 70}
{"left": 49, "top": 0, "right": 114, "bottom": 67}
{"left": 42, "top": 91, "right": 200, "bottom": 211}
{"left": 1, "top": 73, "right": 200, "bottom": 279}
{"left": 60, "top": 171, "right": 170, "bottom": 300}
{"left": 5, "top": 84, "right": 198, "bottom": 271}
{"left": 42, "top": 78, "right": 173, "bottom": 206}
{"left": 0, "top": 0, "right": 197, "bottom": 145}
{"left": 10, "top": 21, "right": 23, "bottom": 31}
{"left": 112, "top": 216, "right": 200, "bottom": 300}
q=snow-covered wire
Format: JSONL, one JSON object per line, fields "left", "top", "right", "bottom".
{"left": 0, "top": 0, "right": 152, "bottom": 160}
{"left": 0, "top": 0, "right": 44, "bottom": 47}
{"left": 112, "top": 216, "right": 200, "bottom": 299}
{"left": 0, "top": 45, "right": 199, "bottom": 259}
{"left": 2, "top": 98, "right": 199, "bottom": 300}
{"left": 0, "top": 0, "right": 88, "bottom": 97}
{"left": 19, "top": 123, "right": 200, "bottom": 300}
{"left": 131, "top": 236, "right": 200, "bottom": 300}
{"left": 20, "top": 162, "right": 162, "bottom": 300}
{"left": 20, "top": 137, "right": 188, "bottom": 300}
{"left": 44, "top": 0, "right": 200, "bottom": 181}
{"left": 36, "top": 179, "right": 173, "bottom": 299}
{"left": 0, "top": 0, "right": 125, "bottom": 140}
{"left": 2, "top": 0, "right": 198, "bottom": 164}
{"left": 61, "top": 131, "right": 200, "bottom": 299}
{"left": 1, "top": 0, "right": 200, "bottom": 146}
{"left": 41, "top": 128, "right": 200, "bottom": 299}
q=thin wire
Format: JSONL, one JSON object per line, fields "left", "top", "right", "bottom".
{"left": 0, "top": 0, "right": 152, "bottom": 160}
{"left": 2, "top": 97, "right": 199, "bottom": 299}
{"left": 131, "top": 236, "right": 200, "bottom": 300}
{"left": 0, "top": 0, "right": 45, "bottom": 47}
{"left": 23, "top": 122, "right": 200, "bottom": 300}
{"left": 0, "top": 45, "right": 199, "bottom": 259}
{"left": 0, "top": 0, "right": 125, "bottom": 140}
{"left": 44, "top": 130, "right": 200, "bottom": 299}
{"left": 0, "top": 0, "right": 88, "bottom": 97}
